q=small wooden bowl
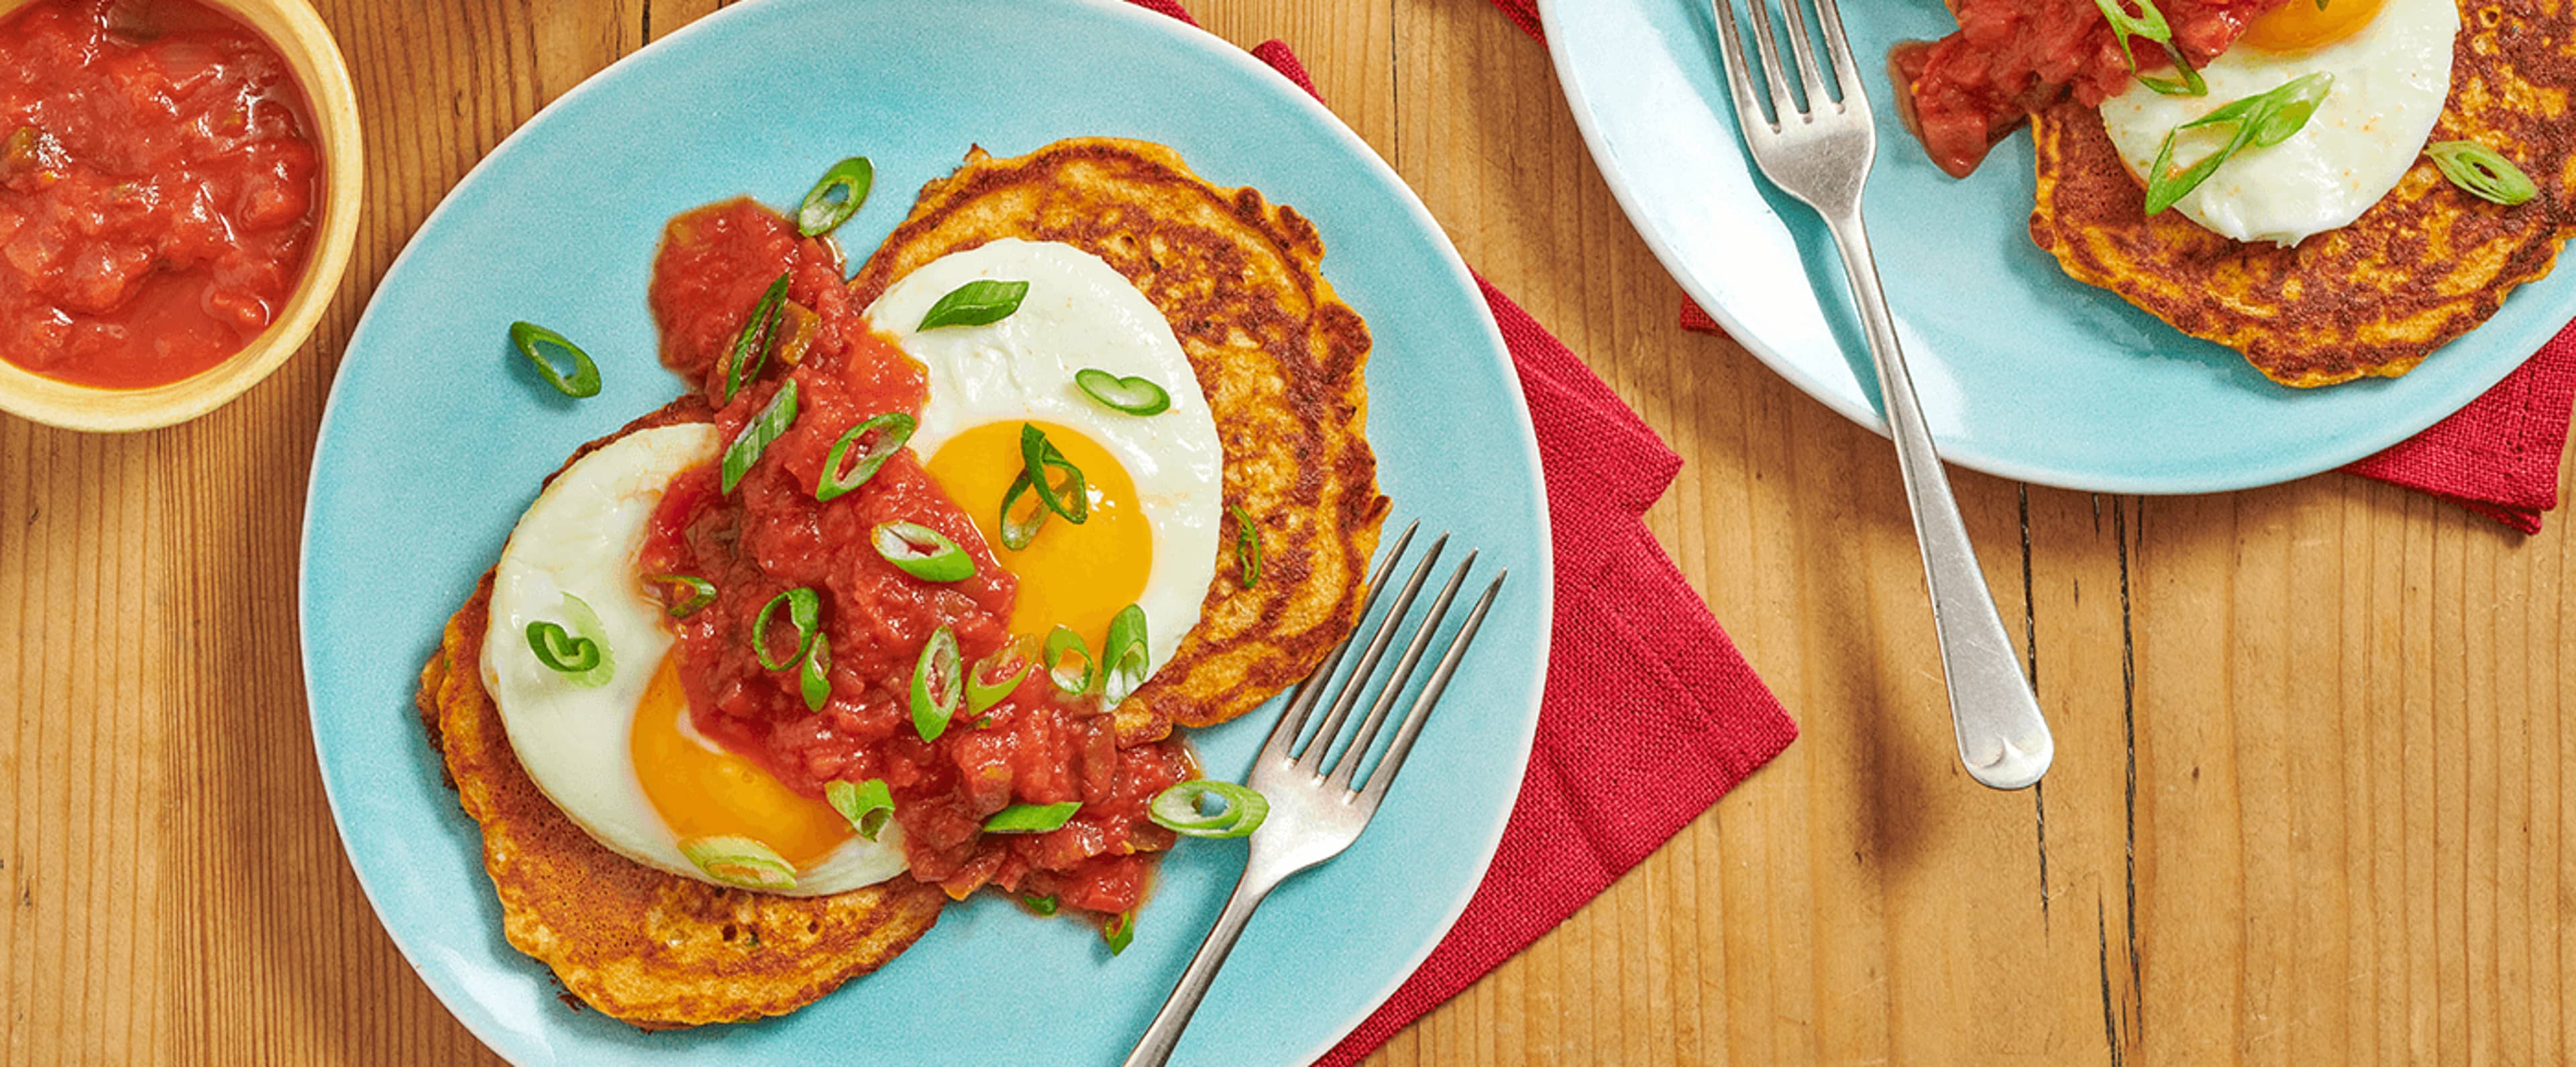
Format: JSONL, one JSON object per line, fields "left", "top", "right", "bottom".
{"left": 0, "top": 0, "right": 363, "bottom": 433}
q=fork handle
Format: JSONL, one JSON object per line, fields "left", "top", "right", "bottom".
{"left": 1121, "top": 868, "right": 1281, "bottom": 1067}
{"left": 1821, "top": 208, "right": 2055, "bottom": 791}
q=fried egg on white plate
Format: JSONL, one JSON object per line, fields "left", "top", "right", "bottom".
{"left": 2098, "top": 0, "right": 2460, "bottom": 246}
{"left": 482, "top": 423, "right": 908, "bottom": 897}
{"left": 867, "top": 239, "right": 1224, "bottom": 674}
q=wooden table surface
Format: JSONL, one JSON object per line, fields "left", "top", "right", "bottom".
{"left": 6, "top": 0, "right": 2573, "bottom": 1063}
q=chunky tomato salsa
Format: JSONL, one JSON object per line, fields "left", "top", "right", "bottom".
{"left": 1895, "top": 0, "right": 2290, "bottom": 178}
{"left": 0, "top": 0, "right": 321, "bottom": 388}
{"left": 639, "top": 199, "right": 1191, "bottom": 918}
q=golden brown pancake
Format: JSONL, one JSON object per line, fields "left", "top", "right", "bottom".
{"left": 2027, "top": 0, "right": 2576, "bottom": 386}
{"left": 851, "top": 137, "right": 1389, "bottom": 744}
{"left": 416, "top": 400, "right": 947, "bottom": 1031}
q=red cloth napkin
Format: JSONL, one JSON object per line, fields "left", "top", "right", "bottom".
{"left": 1513, "top": 0, "right": 2576, "bottom": 533}
{"left": 1122, "top": 2, "right": 1799, "bottom": 1062}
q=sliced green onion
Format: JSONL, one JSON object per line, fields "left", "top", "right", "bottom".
{"left": 722, "top": 378, "right": 800, "bottom": 494}
{"left": 1022, "top": 893, "right": 1058, "bottom": 916}
{"left": 525, "top": 621, "right": 599, "bottom": 674}
{"left": 723, "top": 272, "right": 792, "bottom": 404}
{"left": 678, "top": 835, "right": 796, "bottom": 891}
{"left": 796, "top": 156, "right": 873, "bottom": 237}
{"left": 1102, "top": 604, "right": 1149, "bottom": 706}
{"left": 966, "top": 645, "right": 1034, "bottom": 715}
{"left": 1042, "top": 624, "right": 1095, "bottom": 696}
{"left": 983, "top": 801, "right": 1080, "bottom": 834}
{"left": 2090, "top": 0, "right": 2206, "bottom": 97}
{"left": 1018, "top": 423, "right": 1089, "bottom": 523}
{"left": 998, "top": 470, "right": 1050, "bottom": 551}
{"left": 1074, "top": 368, "right": 1171, "bottom": 416}
{"left": 753, "top": 587, "right": 820, "bottom": 671}
{"left": 527, "top": 592, "right": 614, "bottom": 687}
{"left": 824, "top": 779, "right": 895, "bottom": 840}
{"left": 508, "top": 322, "right": 602, "bottom": 398}
{"left": 1150, "top": 779, "right": 1271, "bottom": 839}
{"left": 911, "top": 624, "right": 961, "bottom": 742}
{"left": 2145, "top": 72, "right": 2334, "bottom": 216}
{"left": 2426, "top": 141, "right": 2538, "bottom": 206}
{"left": 1104, "top": 911, "right": 1136, "bottom": 955}
{"left": 871, "top": 522, "right": 975, "bottom": 582}
{"left": 799, "top": 634, "right": 832, "bottom": 712}
{"left": 816, "top": 412, "right": 916, "bottom": 502}
{"left": 918, "top": 279, "right": 1030, "bottom": 330}
{"left": 646, "top": 574, "right": 716, "bottom": 618}
{"left": 1229, "top": 504, "right": 1262, "bottom": 590}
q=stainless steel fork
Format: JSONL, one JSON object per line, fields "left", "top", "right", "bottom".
{"left": 1710, "top": 0, "right": 2052, "bottom": 789}
{"left": 1121, "top": 521, "right": 1503, "bottom": 1067}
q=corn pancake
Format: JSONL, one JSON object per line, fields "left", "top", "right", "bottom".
{"left": 416, "top": 399, "right": 946, "bottom": 1031}
{"left": 2027, "top": 0, "right": 2576, "bottom": 387}
{"left": 851, "top": 137, "right": 1390, "bottom": 745}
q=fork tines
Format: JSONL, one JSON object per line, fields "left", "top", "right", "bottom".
{"left": 1259, "top": 520, "right": 1505, "bottom": 805}
{"left": 1712, "top": 0, "right": 1864, "bottom": 127}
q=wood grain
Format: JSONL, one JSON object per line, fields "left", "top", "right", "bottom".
{"left": 3, "top": 0, "right": 2570, "bottom": 1063}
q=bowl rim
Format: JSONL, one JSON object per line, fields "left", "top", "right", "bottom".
{"left": 0, "top": 0, "right": 365, "bottom": 434}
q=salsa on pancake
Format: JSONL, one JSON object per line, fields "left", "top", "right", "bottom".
{"left": 0, "top": 0, "right": 321, "bottom": 388}
{"left": 1894, "top": 0, "right": 2290, "bottom": 177}
{"left": 641, "top": 199, "right": 1193, "bottom": 917}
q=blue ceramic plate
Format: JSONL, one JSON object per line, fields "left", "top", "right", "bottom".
{"left": 1542, "top": 0, "right": 2569, "bottom": 493}
{"left": 299, "top": 1, "right": 1551, "bottom": 1062}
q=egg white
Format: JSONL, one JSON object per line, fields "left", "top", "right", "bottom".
{"left": 865, "top": 239, "right": 1224, "bottom": 677}
{"left": 2097, "top": 0, "right": 2459, "bottom": 246}
{"left": 481, "top": 423, "right": 908, "bottom": 897}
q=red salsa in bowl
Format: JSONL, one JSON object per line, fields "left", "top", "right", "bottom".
{"left": 0, "top": 0, "right": 321, "bottom": 389}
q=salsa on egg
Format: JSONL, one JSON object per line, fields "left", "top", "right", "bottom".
{"left": 0, "top": 0, "right": 321, "bottom": 388}
{"left": 639, "top": 199, "right": 1193, "bottom": 919}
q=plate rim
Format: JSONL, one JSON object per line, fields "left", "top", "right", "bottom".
{"left": 296, "top": 0, "right": 1555, "bottom": 1062}
{"left": 1538, "top": 0, "right": 2554, "bottom": 495}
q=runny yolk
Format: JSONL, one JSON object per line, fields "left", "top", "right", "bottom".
{"left": 2241, "top": 0, "right": 2385, "bottom": 52}
{"left": 631, "top": 655, "right": 852, "bottom": 868}
{"left": 923, "top": 420, "right": 1152, "bottom": 655}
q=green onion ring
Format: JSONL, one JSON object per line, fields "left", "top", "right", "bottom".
{"left": 1104, "top": 911, "right": 1136, "bottom": 955}
{"left": 1073, "top": 368, "right": 1172, "bottom": 416}
{"left": 2089, "top": 0, "right": 2206, "bottom": 97}
{"left": 918, "top": 279, "right": 1031, "bottom": 330}
{"left": 871, "top": 521, "right": 977, "bottom": 582}
{"left": 998, "top": 469, "right": 1050, "bottom": 551}
{"left": 753, "top": 587, "right": 820, "bottom": 671}
{"left": 525, "top": 621, "right": 600, "bottom": 674}
{"left": 2145, "top": 72, "right": 2334, "bottom": 215}
{"left": 678, "top": 836, "right": 797, "bottom": 890}
{"left": 722, "top": 272, "right": 792, "bottom": 404}
{"left": 1229, "top": 504, "right": 1262, "bottom": 590}
{"left": 815, "top": 412, "right": 917, "bottom": 502}
{"left": 1102, "top": 604, "right": 1149, "bottom": 706}
{"left": 1022, "top": 893, "right": 1058, "bottom": 916}
{"left": 508, "top": 321, "right": 602, "bottom": 398}
{"left": 1017, "top": 423, "right": 1089, "bottom": 524}
{"left": 1042, "top": 625, "right": 1095, "bottom": 696}
{"left": 982, "top": 801, "right": 1080, "bottom": 834}
{"left": 824, "top": 779, "right": 895, "bottom": 840}
{"left": 796, "top": 156, "right": 874, "bottom": 237}
{"left": 721, "top": 378, "right": 800, "bottom": 494}
{"left": 645, "top": 574, "right": 716, "bottom": 618}
{"left": 2426, "top": 141, "right": 2538, "bottom": 206}
{"left": 799, "top": 634, "right": 832, "bottom": 712}
{"left": 1150, "top": 779, "right": 1271, "bottom": 839}
{"left": 911, "top": 624, "right": 962, "bottom": 742}
{"left": 966, "top": 646, "right": 1034, "bottom": 715}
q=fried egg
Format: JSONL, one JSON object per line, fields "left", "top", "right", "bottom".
{"left": 482, "top": 424, "right": 908, "bottom": 897}
{"left": 866, "top": 239, "right": 1223, "bottom": 674}
{"left": 2097, "top": 0, "right": 2459, "bottom": 246}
